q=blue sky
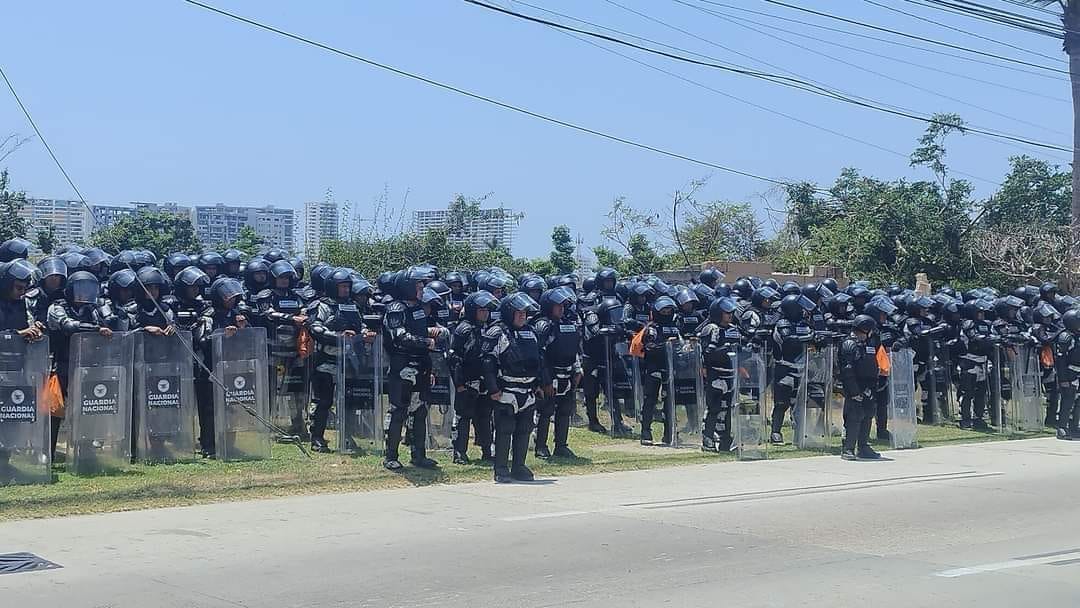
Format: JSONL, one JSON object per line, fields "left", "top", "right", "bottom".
{"left": 0, "top": 0, "right": 1070, "bottom": 257}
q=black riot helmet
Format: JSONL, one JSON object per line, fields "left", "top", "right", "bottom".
{"left": 820, "top": 278, "right": 839, "bottom": 294}
{"left": 288, "top": 257, "right": 305, "bottom": 282}
{"left": 781, "top": 281, "right": 801, "bottom": 297}
{"left": 464, "top": 290, "right": 499, "bottom": 323}
{"left": 539, "top": 287, "right": 573, "bottom": 318}
{"left": 329, "top": 268, "right": 354, "bottom": 300}
{"left": 421, "top": 286, "right": 445, "bottom": 311}
{"left": 596, "top": 296, "right": 624, "bottom": 325}
{"left": 709, "top": 296, "right": 738, "bottom": 323}
{"left": 630, "top": 282, "right": 654, "bottom": 306}
{"left": 175, "top": 266, "right": 210, "bottom": 299}
{"left": 0, "top": 238, "right": 31, "bottom": 262}
{"left": 582, "top": 275, "right": 596, "bottom": 295}
{"left": 262, "top": 248, "right": 285, "bottom": 263}
{"left": 1063, "top": 308, "right": 1080, "bottom": 333}
{"left": 864, "top": 295, "right": 897, "bottom": 324}
{"left": 698, "top": 268, "right": 724, "bottom": 288}
{"left": 780, "top": 294, "right": 815, "bottom": 321}
{"left": 198, "top": 252, "right": 224, "bottom": 278}
{"left": 732, "top": 278, "right": 753, "bottom": 300}
{"left": 521, "top": 276, "right": 546, "bottom": 301}
{"left": 309, "top": 262, "right": 329, "bottom": 287}
{"left": 131, "top": 250, "right": 155, "bottom": 270}
{"left": 1041, "top": 282, "right": 1058, "bottom": 303}
{"left": 61, "top": 252, "right": 88, "bottom": 274}
{"left": 1055, "top": 294, "right": 1079, "bottom": 314}
{"left": 692, "top": 283, "right": 715, "bottom": 306}
{"left": 426, "top": 279, "right": 451, "bottom": 302}
{"left": 135, "top": 266, "right": 170, "bottom": 301}
{"left": 210, "top": 277, "right": 245, "bottom": 309}
{"left": 394, "top": 266, "right": 429, "bottom": 301}
{"left": 1033, "top": 301, "right": 1060, "bottom": 326}
{"left": 107, "top": 268, "right": 138, "bottom": 295}
{"left": 652, "top": 295, "right": 676, "bottom": 316}
{"left": 750, "top": 286, "right": 780, "bottom": 309}
{"left": 269, "top": 260, "right": 298, "bottom": 288}
{"left": 222, "top": 249, "right": 245, "bottom": 276}
{"left": 596, "top": 267, "right": 619, "bottom": 293}
{"left": 499, "top": 292, "right": 539, "bottom": 327}
{"left": 853, "top": 314, "right": 877, "bottom": 334}
{"left": 38, "top": 255, "right": 67, "bottom": 284}
{"left": 350, "top": 278, "right": 374, "bottom": 305}
{"left": 375, "top": 271, "right": 395, "bottom": 297}
{"left": 478, "top": 273, "right": 510, "bottom": 298}
{"left": 828, "top": 293, "right": 853, "bottom": 318}
{"left": 0, "top": 261, "right": 31, "bottom": 298}
{"left": 674, "top": 287, "right": 699, "bottom": 310}
{"left": 311, "top": 264, "right": 335, "bottom": 295}
{"left": 712, "top": 282, "right": 731, "bottom": 299}
{"left": 444, "top": 271, "right": 467, "bottom": 292}
{"left": 108, "top": 250, "right": 134, "bottom": 274}
{"left": 801, "top": 283, "right": 821, "bottom": 304}
{"left": 65, "top": 270, "right": 101, "bottom": 305}
{"left": 907, "top": 296, "right": 933, "bottom": 317}
{"left": 244, "top": 259, "right": 270, "bottom": 293}
{"left": 163, "top": 253, "right": 193, "bottom": 279}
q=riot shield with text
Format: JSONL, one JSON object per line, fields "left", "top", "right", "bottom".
{"left": 733, "top": 345, "right": 767, "bottom": 460}
{"left": 134, "top": 332, "right": 196, "bottom": 464}
{"left": 336, "top": 333, "right": 384, "bottom": 455}
{"left": 888, "top": 349, "right": 918, "bottom": 449}
{"left": 794, "top": 345, "right": 832, "bottom": 450}
{"left": 0, "top": 333, "right": 51, "bottom": 485}
{"left": 212, "top": 327, "right": 271, "bottom": 461}
{"left": 268, "top": 326, "right": 310, "bottom": 439}
{"left": 667, "top": 339, "right": 704, "bottom": 449}
{"left": 1007, "top": 344, "right": 1042, "bottom": 433}
{"left": 68, "top": 331, "right": 134, "bottom": 475}
{"left": 989, "top": 345, "right": 1006, "bottom": 430}
{"left": 426, "top": 349, "right": 455, "bottom": 452}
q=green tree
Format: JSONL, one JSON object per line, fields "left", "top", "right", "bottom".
{"left": 592, "top": 245, "right": 623, "bottom": 271}
{"left": 0, "top": 170, "right": 29, "bottom": 243}
{"left": 980, "top": 156, "right": 1071, "bottom": 227}
{"left": 446, "top": 194, "right": 482, "bottom": 239}
{"left": 90, "top": 210, "right": 202, "bottom": 258}
{"left": 549, "top": 224, "right": 576, "bottom": 274}
{"left": 35, "top": 220, "right": 56, "bottom": 254}
{"left": 681, "top": 200, "right": 763, "bottom": 263}
{"left": 225, "top": 225, "right": 265, "bottom": 256}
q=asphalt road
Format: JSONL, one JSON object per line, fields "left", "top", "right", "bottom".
{"left": 2, "top": 438, "right": 1079, "bottom": 607}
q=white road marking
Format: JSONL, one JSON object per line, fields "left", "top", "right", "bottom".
{"left": 936, "top": 550, "right": 1080, "bottom": 578}
{"left": 500, "top": 510, "right": 595, "bottom": 522}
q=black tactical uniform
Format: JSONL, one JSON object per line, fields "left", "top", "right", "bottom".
{"left": 481, "top": 293, "right": 546, "bottom": 483}
{"left": 533, "top": 287, "right": 581, "bottom": 459}
{"left": 769, "top": 294, "right": 816, "bottom": 444}
{"left": 839, "top": 315, "right": 881, "bottom": 460}
{"left": 193, "top": 278, "right": 250, "bottom": 456}
{"left": 448, "top": 291, "right": 498, "bottom": 464}
{"left": 699, "top": 297, "right": 740, "bottom": 452}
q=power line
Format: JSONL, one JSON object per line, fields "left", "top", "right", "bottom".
{"left": 0, "top": 64, "right": 90, "bottom": 211}
{"left": 466, "top": 0, "right": 1072, "bottom": 152}
{"left": 907, "top": 0, "right": 1066, "bottom": 37}
{"left": 673, "top": 0, "right": 1068, "bottom": 104}
{"left": 538, "top": 4, "right": 1004, "bottom": 187}
{"left": 861, "top": 0, "right": 1063, "bottom": 62}
{"left": 179, "top": 0, "right": 821, "bottom": 192}
{"left": 687, "top": 0, "right": 1066, "bottom": 80}
{"left": 757, "top": 0, "right": 1067, "bottom": 72}
{"left": 658, "top": 0, "right": 1070, "bottom": 142}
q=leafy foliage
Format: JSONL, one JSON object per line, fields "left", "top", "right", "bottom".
{"left": 980, "top": 156, "right": 1070, "bottom": 227}
{"left": 220, "top": 225, "right": 264, "bottom": 256}
{"left": 0, "top": 170, "right": 29, "bottom": 243}
{"left": 34, "top": 220, "right": 56, "bottom": 254}
{"left": 549, "top": 224, "right": 576, "bottom": 274}
{"left": 90, "top": 210, "right": 202, "bottom": 257}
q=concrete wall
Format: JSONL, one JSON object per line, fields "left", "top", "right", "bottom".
{"left": 655, "top": 261, "right": 848, "bottom": 286}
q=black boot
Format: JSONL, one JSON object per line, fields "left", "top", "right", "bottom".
{"left": 510, "top": 427, "right": 533, "bottom": 481}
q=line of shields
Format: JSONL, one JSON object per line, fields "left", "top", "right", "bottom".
{"left": 10, "top": 327, "right": 275, "bottom": 484}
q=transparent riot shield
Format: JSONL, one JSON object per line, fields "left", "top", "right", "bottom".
{"left": 733, "top": 345, "right": 767, "bottom": 460}
{"left": 888, "top": 349, "right": 918, "bottom": 449}
{"left": 268, "top": 326, "right": 311, "bottom": 440}
{"left": 827, "top": 342, "right": 846, "bottom": 438}
{"left": 0, "top": 333, "right": 51, "bottom": 485}
{"left": 937, "top": 340, "right": 958, "bottom": 425}
{"left": 426, "top": 349, "right": 455, "bottom": 452}
{"left": 667, "top": 339, "right": 704, "bottom": 449}
{"left": 603, "top": 333, "right": 641, "bottom": 437}
{"left": 794, "top": 345, "right": 832, "bottom": 450}
{"left": 336, "top": 333, "right": 384, "bottom": 455}
{"left": 68, "top": 331, "right": 134, "bottom": 475}
{"left": 1007, "top": 344, "right": 1043, "bottom": 433}
{"left": 212, "top": 327, "right": 271, "bottom": 462}
{"left": 989, "top": 345, "right": 1006, "bottom": 430}
{"left": 133, "top": 332, "right": 196, "bottom": 464}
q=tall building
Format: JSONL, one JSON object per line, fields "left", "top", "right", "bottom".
{"left": 20, "top": 199, "right": 91, "bottom": 251}
{"left": 303, "top": 198, "right": 339, "bottom": 258}
{"left": 412, "top": 205, "right": 522, "bottom": 253}
{"left": 192, "top": 204, "right": 295, "bottom": 251}
{"left": 91, "top": 202, "right": 192, "bottom": 230}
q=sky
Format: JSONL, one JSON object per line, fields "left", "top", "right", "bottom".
{"left": 0, "top": 0, "right": 1071, "bottom": 258}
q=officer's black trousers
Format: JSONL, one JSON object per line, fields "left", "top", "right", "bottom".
{"left": 703, "top": 383, "right": 732, "bottom": 450}
{"left": 452, "top": 388, "right": 478, "bottom": 457}
{"left": 494, "top": 401, "right": 534, "bottom": 476}
{"left": 384, "top": 368, "right": 428, "bottom": 462}
{"left": 535, "top": 392, "right": 573, "bottom": 450}
{"left": 310, "top": 370, "right": 335, "bottom": 442}
{"left": 640, "top": 373, "right": 672, "bottom": 444}
{"left": 771, "top": 374, "right": 799, "bottom": 435}
{"left": 195, "top": 375, "right": 214, "bottom": 454}
{"left": 842, "top": 395, "right": 874, "bottom": 452}
{"left": 1058, "top": 382, "right": 1078, "bottom": 432}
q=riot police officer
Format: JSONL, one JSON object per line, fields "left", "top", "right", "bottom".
{"left": 382, "top": 267, "right": 440, "bottom": 471}
{"left": 0, "top": 261, "right": 41, "bottom": 339}
{"left": 639, "top": 296, "right": 681, "bottom": 446}
{"left": 1032, "top": 302, "right": 1062, "bottom": 427}
{"left": 222, "top": 249, "right": 244, "bottom": 279}
{"left": 307, "top": 268, "right": 374, "bottom": 452}
{"left": 0, "top": 238, "right": 30, "bottom": 263}
{"left": 194, "top": 278, "right": 250, "bottom": 456}
{"left": 699, "top": 296, "right": 740, "bottom": 452}
{"left": 839, "top": 315, "right": 881, "bottom": 460}
{"left": 1055, "top": 309, "right": 1080, "bottom": 440}
{"left": 131, "top": 267, "right": 176, "bottom": 334}
{"left": 958, "top": 300, "right": 995, "bottom": 429}
{"left": 675, "top": 289, "right": 702, "bottom": 338}
{"left": 448, "top": 291, "right": 498, "bottom": 464}
{"left": 31, "top": 256, "right": 67, "bottom": 324}
{"left": 482, "top": 292, "right": 546, "bottom": 483}
{"left": 770, "top": 293, "right": 816, "bottom": 444}
{"left": 197, "top": 252, "right": 225, "bottom": 298}
{"left": 533, "top": 287, "right": 581, "bottom": 459}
